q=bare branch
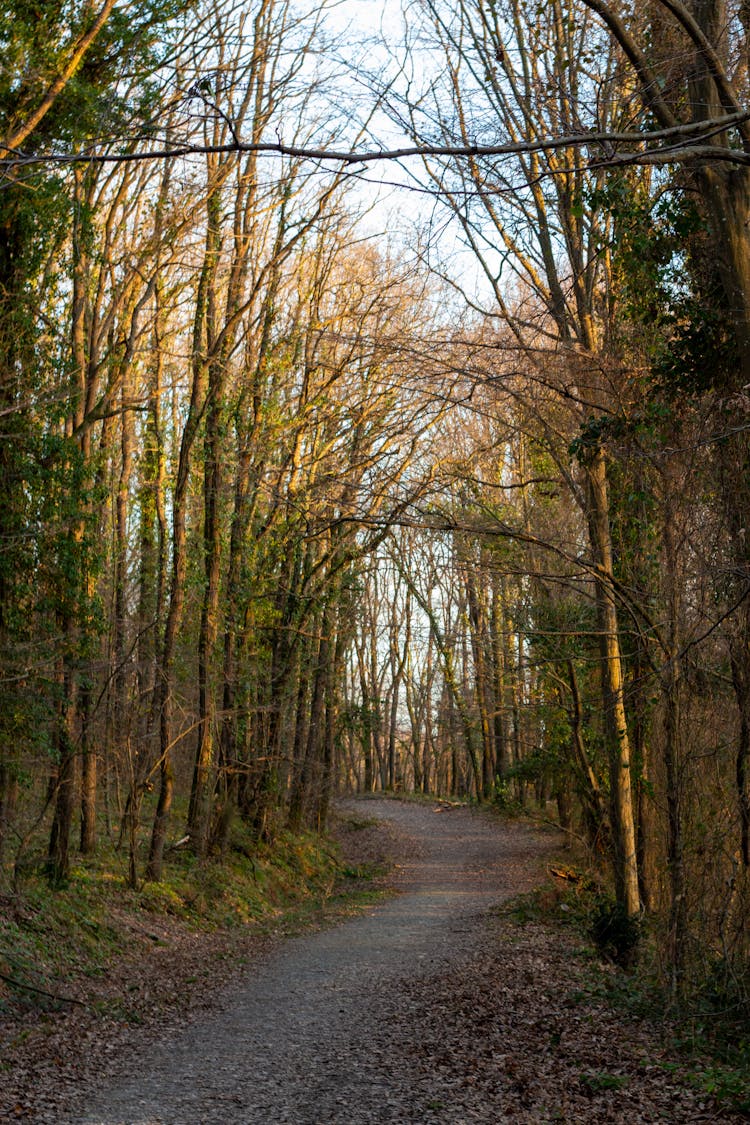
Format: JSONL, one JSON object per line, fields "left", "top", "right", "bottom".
{"left": 3, "top": 109, "right": 750, "bottom": 178}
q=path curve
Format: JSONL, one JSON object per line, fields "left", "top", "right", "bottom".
{"left": 80, "top": 800, "right": 552, "bottom": 1125}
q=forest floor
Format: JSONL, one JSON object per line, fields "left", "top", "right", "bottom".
{"left": 1, "top": 798, "right": 747, "bottom": 1123}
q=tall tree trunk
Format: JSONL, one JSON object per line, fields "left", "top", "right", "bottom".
{"left": 146, "top": 189, "right": 217, "bottom": 880}
{"left": 467, "top": 567, "right": 494, "bottom": 798}
{"left": 490, "top": 572, "right": 508, "bottom": 782}
{"left": 187, "top": 357, "right": 224, "bottom": 853}
{"left": 49, "top": 165, "right": 96, "bottom": 882}
{"left": 730, "top": 628, "right": 750, "bottom": 869}
{"left": 720, "top": 442, "right": 750, "bottom": 870}
{"left": 47, "top": 654, "right": 79, "bottom": 885}
{"left": 289, "top": 605, "right": 331, "bottom": 831}
{"left": 316, "top": 611, "right": 345, "bottom": 830}
{"left": 585, "top": 448, "right": 640, "bottom": 919}
{"left": 567, "top": 659, "right": 610, "bottom": 849}
{"left": 78, "top": 678, "right": 96, "bottom": 855}
{"left": 286, "top": 640, "right": 314, "bottom": 831}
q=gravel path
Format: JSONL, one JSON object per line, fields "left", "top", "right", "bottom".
{"left": 78, "top": 800, "right": 553, "bottom": 1125}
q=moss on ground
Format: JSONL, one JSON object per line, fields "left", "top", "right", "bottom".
{"left": 0, "top": 814, "right": 391, "bottom": 1018}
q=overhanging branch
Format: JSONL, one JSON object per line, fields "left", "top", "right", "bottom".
{"left": 3, "top": 111, "right": 750, "bottom": 177}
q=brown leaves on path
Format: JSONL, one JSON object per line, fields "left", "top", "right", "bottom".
{"left": 1, "top": 799, "right": 746, "bottom": 1123}
{"left": 387, "top": 916, "right": 745, "bottom": 1123}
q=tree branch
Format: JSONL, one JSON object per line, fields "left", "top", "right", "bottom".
{"left": 1, "top": 0, "right": 118, "bottom": 159}
{"left": 3, "top": 111, "right": 750, "bottom": 176}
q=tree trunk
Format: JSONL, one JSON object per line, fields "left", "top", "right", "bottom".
{"left": 467, "top": 567, "right": 495, "bottom": 798}
{"left": 567, "top": 659, "right": 610, "bottom": 849}
{"left": 0, "top": 755, "right": 18, "bottom": 864}
{"left": 78, "top": 681, "right": 97, "bottom": 855}
{"left": 490, "top": 572, "right": 508, "bottom": 781}
{"left": 730, "top": 636, "right": 750, "bottom": 869}
{"left": 146, "top": 214, "right": 215, "bottom": 879}
{"left": 585, "top": 448, "right": 640, "bottom": 919}
{"left": 47, "top": 654, "right": 79, "bottom": 885}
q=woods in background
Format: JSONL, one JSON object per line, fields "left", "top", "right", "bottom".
{"left": 1, "top": 0, "right": 749, "bottom": 1013}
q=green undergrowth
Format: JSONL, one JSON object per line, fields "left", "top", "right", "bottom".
{"left": 0, "top": 814, "right": 391, "bottom": 1018}
{"left": 498, "top": 868, "right": 750, "bottom": 1116}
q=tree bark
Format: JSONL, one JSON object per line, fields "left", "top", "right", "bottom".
{"left": 585, "top": 448, "right": 640, "bottom": 919}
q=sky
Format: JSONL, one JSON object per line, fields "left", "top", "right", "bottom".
{"left": 315, "top": 0, "right": 498, "bottom": 314}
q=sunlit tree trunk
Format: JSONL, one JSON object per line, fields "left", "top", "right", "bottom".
{"left": 146, "top": 186, "right": 217, "bottom": 880}
{"left": 48, "top": 164, "right": 96, "bottom": 883}
{"left": 585, "top": 448, "right": 640, "bottom": 918}
{"left": 466, "top": 565, "right": 495, "bottom": 798}
{"left": 490, "top": 572, "right": 508, "bottom": 783}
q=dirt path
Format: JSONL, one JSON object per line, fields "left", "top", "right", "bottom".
{"left": 8, "top": 799, "right": 743, "bottom": 1123}
{"left": 78, "top": 800, "right": 551, "bottom": 1125}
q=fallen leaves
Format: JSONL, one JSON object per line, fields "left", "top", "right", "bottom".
{"left": 384, "top": 918, "right": 746, "bottom": 1122}
{"left": 1, "top": 803, "right": 745, "bottom": 1123}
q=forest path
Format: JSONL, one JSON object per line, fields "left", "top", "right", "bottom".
{"left": 79, "top": 800, "right": 550, "bottom": 1124}
{"left": 77, "top": 800, "right": 739, "bottom": 1124}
